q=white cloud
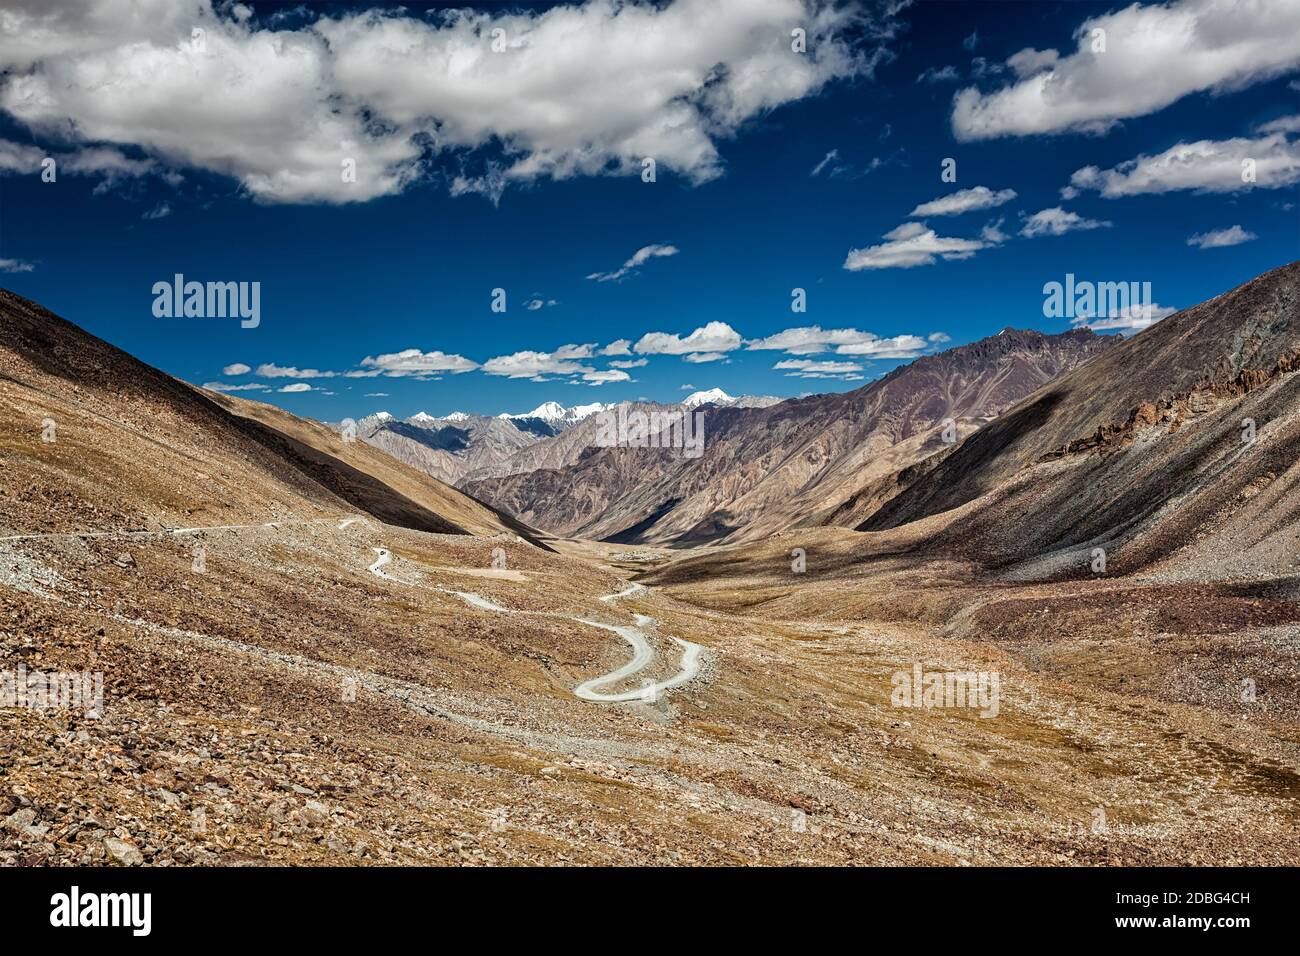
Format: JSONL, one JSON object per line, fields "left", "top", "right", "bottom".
{"left": 582, "top": 369, "right": 631, "bottom": 385}
{"left": 1019, "top": 207, "right": 1111, "bottom": 238}
{"left": 834, "top": 334, "right": 929, "bottom": 358}
{"left": 609, "top": 358, "right": 648, "bottom": 368}
{"left": 222, "top": 362, "right": 251, "bottom": 376}
{"left": 774, "top": 358, "right": 865, "bottom": 380}
{"left": 980, "top": 217, "right": 1009, "bottom": 243}
{"left": 480, "top": 345, "right": 622, "bottom": 384}
{"left": 683, "top": 352, "right": 728, "bottom": 363}
{"left": 747, "top": 326, "right": 892, "bottom": 355}
{"left": 600, "top": 339, "right": 632, "bottom": 356}
{"left": 279, "top": 383, "right": 313, "bottom": 393}
{"left": 524, "top": 296, "right": 557, "bottom": 310}
{"left": 1069, "top": 134, "right": 1300, "bottom": 196}
{"left": 0, "top": 137, "right": 175, "bottom": 193}
{"left": 363, "top": 392, "right": 388, "bottom": 397}
{"left": 587, "top": 243, "right": 679, "bottom": 282}
{"left": 356, "top": 349, "right": 478, "bottom": 376}
{"left": 634, "top": 320, "right": 741, "bottom": 356}
{"left": 202, "top": 381, "right": 268, "bottom": 392}
{"left": 0, "top": 0, "right": 901, "bottom": 203}
{"left": 255, "top": 363, "right": 337, "bottom": 379}
{"left": 843, "top": 221, "right": 987, "bottom": 270}
{"left": 775, "top": 358, "right": 863, "bottom": 373}
{"left": 810, "top": 148, "right": 839, "bottom": 177}
{"left": 1187, "top": 224, "right": 1257, "bottom": 249}
{"left": 1005, "top": 47, "right": 1058, "bottom": 79}
{"left": 928, "top": 332, "right": 951, "bottom": 343}
{"left": 0, "top": 257, "right": 35, "bottom": 272}
{"left": 917, "top": 65, "right": 959, "bottom": 84}
{"left": 910, "top": 185, "right": 1016, "bottom": 217}
{"left": 1070, "top": 302, "right": 1178, "bottom": 335}
{"left": 952, "top": 0, "right": 1300, "bottom": 140}
{"left": 142, "top": 201, "right": 171, "bottom": 220}
{"left": 1257, "top": 114, "right": 1300, "bottom": 135}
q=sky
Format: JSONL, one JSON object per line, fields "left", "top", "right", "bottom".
{"left": 0, "top": 0, "right": 1297, "bottom": 422}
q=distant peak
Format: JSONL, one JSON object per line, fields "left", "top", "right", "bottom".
{"left": 682, "top": 387, "right": 734, "bottom": 407}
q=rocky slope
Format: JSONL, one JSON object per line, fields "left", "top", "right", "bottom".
{"left": 859, "top": 261, "right": 1300, "bottom": 581}
{"left": 465, "top": 328, "right": 1118, "bottom": 545}
{"left": 0, "top": 288, "right": 537, "bottom": 543}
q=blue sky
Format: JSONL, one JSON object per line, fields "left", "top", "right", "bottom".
{"left": 0, "top": 0, "right": 1297, "bottom": 421}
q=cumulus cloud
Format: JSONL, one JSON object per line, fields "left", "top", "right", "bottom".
{"left": 917, "top": 65, "right": 959, "bottom": 84}
{"left": 634, "top": 320, "right": 741, "bottom": 357}
{"left": 1019, "top": 207, "right": 1111, "bottom": 238}
{"left": 480, "top": 345, "right": 623, "bottom": 384}
{"left": 356, "top": 349, "right": 479, "bottom": 377}
{"left": 1069, "top": 134, "right": 1300, "bottom": 196}
{"left": 774, "top": 358, "right": 865, "bottom": 380}
{"left": 909, "top": 185, "right": 1016, "bottom": 217}
{"left": 843, "top": 221, "right": 987, "bottom": 270}
{"left": 600, "top": 339, "right": 632, "bottom": 356}
{"left": 582, "top": 369, "right": 631, "bottom": 385}
{"left": 587, "top": 243, "right": 679, "bottom": 282}
{"left": 0, "top": 136, "right": 174, "bottom": 195}
{"left": 221, "top": 362, "right": 251, "bottom": 376}
{"left": 202, "top": 381, "right": 267, "bottom": 392}
{"left": 279, "top": 383, "right": 313, "bottom": 393}
{"left": 1187, "top": 224, "right": 1257, "bottom": 249}
{"left": 609, "top": 358, "right": 648, "bottom": 368}
{"left": 834, "top": 334, "right": 929, "bottom": 358}
{"left": 747, "top": 325, "right": 900, "bottom": 355}
{"left": 1258, "top": 114, "right": 1300, "bottom": 135}
{"left": 1005, "top": 47, "right": 1058, "bottom": 78}
{"left": 255, "top": 363, "right": 337, "bottom": 379}
{"left": 927, "top": 332, "right": 951, "bottom": 343}
{"left": 952, "top": 0, "right": 1300, "bottom": 140}
{"left": 0, "top": 0, "right": 900, "bottom": 204}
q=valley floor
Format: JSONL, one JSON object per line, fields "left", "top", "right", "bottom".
{"left": 3, "top": 515, "right": 1297, "bottom": 865}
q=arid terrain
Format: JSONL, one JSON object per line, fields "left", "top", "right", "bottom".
{"left": 3, "top": 267, "right": 1299, "bottom": 866}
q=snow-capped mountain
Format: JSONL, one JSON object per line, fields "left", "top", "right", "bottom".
{"left": 682, "top": 388, "right": 781, "bottom": 409}
{"left": 499, "top": 400, "right": 612, "bottom": 430}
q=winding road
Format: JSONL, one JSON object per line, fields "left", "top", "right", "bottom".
{"left": 365, "top": 542, "right": 703, "bottom": 704}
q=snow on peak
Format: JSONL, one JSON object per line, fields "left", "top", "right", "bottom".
{"left": 409, "top": 411, "right": 438, "bottom": 423}
{"left": 442, "top": 411, "right": 471, "bottom": 422}
{"left": 501, "top": 401, "right": 609, "bottom": 427}
{"left": 682, "top": 388, "right": 734, "bottom": 408}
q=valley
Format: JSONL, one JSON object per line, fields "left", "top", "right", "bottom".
{"left": 2, "top": 264, "right": 1298, "bottom": 866}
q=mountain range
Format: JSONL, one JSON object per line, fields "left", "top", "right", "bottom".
{"left": 345, "top": 389, "right": 780, "bottom": 487}
{"left": 462, "top": 327, "right": 1119, "bottom": 545}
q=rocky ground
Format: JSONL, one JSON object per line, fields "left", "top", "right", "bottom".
{"left": 3, "top": 516, "right": 1297, "bottom": 866}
